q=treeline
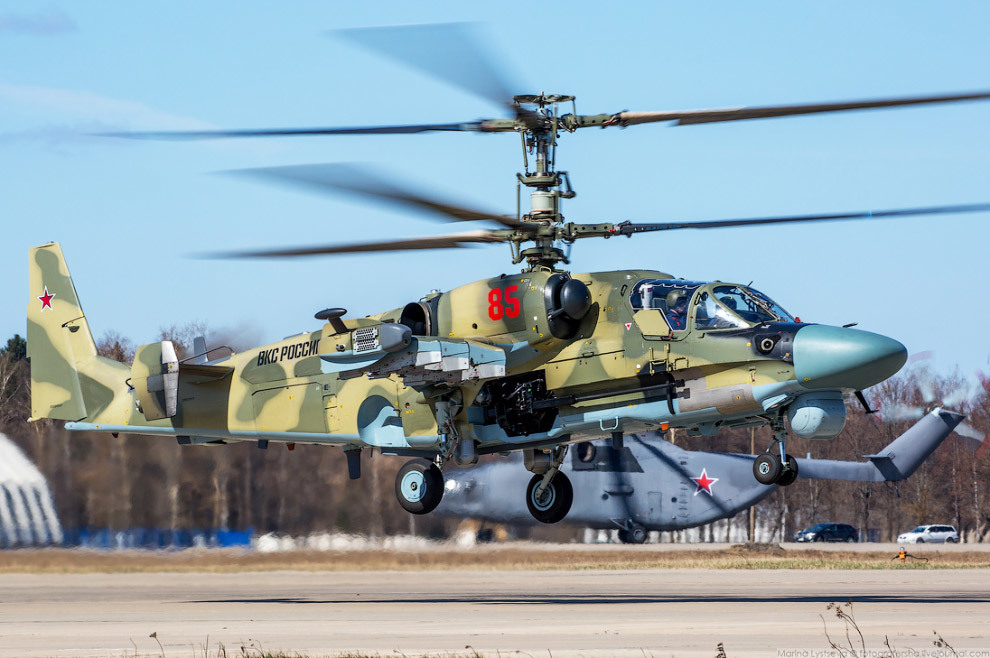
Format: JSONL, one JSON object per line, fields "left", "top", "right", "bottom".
{"left": 1, "top": 328, "right": 988, "bottom": 542}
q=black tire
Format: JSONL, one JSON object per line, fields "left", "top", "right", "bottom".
{"left": 753, "top": 453, "right": 782, "bottom": 485}
{"left": 814, "top": 534, "right": 824, "bottom": 543}
{"left": 948, "top": 537, "right": 959, "bottom": 544}
{"left": 628, "top": 524, "right": 648, "bottom": 544}
{"left": 525, "top": 472, "right": 573, "bottom": 524}
{"left": 845, "top": 536, "right": 855, "bottom": 543}
{"left": 395, "top": 458, "right": 444, "bottom": 515}
{"left": 775, "top": 455, "right": 799, "bottom": 487}
{"left": 916, "top": 538, "right": 924, "bottom": 544}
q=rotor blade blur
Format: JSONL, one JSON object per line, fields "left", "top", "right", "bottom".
{"left": 335, "top": 23, "right": 518, "bottom": 111}
{"left": 104, "top": 121, "right": 488, "bottom": 140}
{"left": 881, "top": 404, "right": 925, "bottom": 424}
{"left": 227, "top": 163, "right": 525, "bottom": 229}
{"left": 614, "top": 203, "right": 990, "bottom": 235}
{"left": 916, "top": 368, "right": 937, "bottom": 405}
{"left": 954, "top": 422, "right": 986, "bottom": 452}
{"left": 942, "top": 385, "right": 972, "bottom": 409}
{"left": 614, "top": 90, "right": 990, "bottom": 127}
{"left": 201, "top": 230, "right": 506, "bottom": 258}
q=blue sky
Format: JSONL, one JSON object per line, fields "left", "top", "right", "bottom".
{"left": 2, "top": 2, "right": 989, "bottom": 382}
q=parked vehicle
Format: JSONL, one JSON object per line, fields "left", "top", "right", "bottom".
{"left": 793, "top": 522, "right": 858, "bottom": 543}
{"left": 897, "top": 525, "right": 959, "bottom": 544}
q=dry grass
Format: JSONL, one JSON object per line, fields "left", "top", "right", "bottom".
{"left": 1, "top": 544, "right": 989, "bottom": 573}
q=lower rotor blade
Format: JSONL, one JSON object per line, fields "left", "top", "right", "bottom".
{"left": 227, "top": 163, "right": 525, "bottom": 229}
{"left": 200, "top": 230, "right": 506, "bottom": 259}
{"left": 103, "top": 121, "right": 487, "bottom": 140}
{"left": 613, "top": 90, "right": 990, "bottom": 127}
{"left": 613, "top": 203, "right": 990, "bottom": 235}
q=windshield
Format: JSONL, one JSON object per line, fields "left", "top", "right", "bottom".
{"left": 806, "top": 523, "right": 827, "bottom": 532}
{"left": 629, "top": 280, "right": 704, "bottom": 331}
{"left": 911, "top": 526, "right": 926, "bottom": 533}
{"left": 696, "top": 285, "right": 791, "bottom": 330}
{"left": 748, "top": 287, "right": 794, "bottom": 322}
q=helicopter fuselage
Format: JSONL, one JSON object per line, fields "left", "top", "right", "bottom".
{"left": 48, "top": 260, "right": 906, "bottom": 458}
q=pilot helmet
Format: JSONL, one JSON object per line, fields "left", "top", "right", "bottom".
{"left": 666, "top": 290, "right": 687, "bottom": 308}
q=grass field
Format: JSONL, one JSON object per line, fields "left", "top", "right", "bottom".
{"left": 1, "top": 543, "right": 988, "bottom": 573}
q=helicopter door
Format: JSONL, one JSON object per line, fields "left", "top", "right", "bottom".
{"left": 632, "top": 309, "right": 672, "bottom": 339}
{"left": 629, "top": 280, "right": 702, "bottom": 341}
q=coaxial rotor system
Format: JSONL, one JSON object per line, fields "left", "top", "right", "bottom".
{"left": 109, "top": 23, "right": 990, "bottom": 270}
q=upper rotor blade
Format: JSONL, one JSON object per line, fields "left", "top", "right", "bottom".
{"left": 614, "top": 203, "right": 990, "bottom": 236}
{"left": 104, "top": 121, "right": 487, "bottom": 140}
{"left": 614, "top": 90, "right": 990, "bottom": 127}
{"left": 227, "top": 163, "right": 525, "bottom": 229}
{"left": 202, "top": 229, "right": 507, "bottom": 259}
{"left": 336, "top": 23, "right": 518, "bottom": 111}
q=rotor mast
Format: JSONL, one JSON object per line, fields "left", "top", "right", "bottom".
{"left": 513, "top": 94, "right": 577, "bottom": 271}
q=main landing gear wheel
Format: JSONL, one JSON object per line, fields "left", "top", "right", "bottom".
{"left": 753, "top": 453, "right": 782, "bottom": 485}
{"left": 525, "top": 472, "right": 573, "bottom": 524}
{"left": 395, "top": 458, "right": 444, "bottom": 514}
{"left": 618, "top": 524, "right": 648, "bottom": 544}
{"left": 776, "top": 455, "right": 799, "bottom": 487}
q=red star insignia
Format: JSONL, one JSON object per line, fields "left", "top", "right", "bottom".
{"left": 38, "top": 286, "right": 55, "bottom": 311}
{"left": 691, "top": 468, "right": 719, "bottom": 496}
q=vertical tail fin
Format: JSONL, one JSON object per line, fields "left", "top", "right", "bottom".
{"left": 864, "top": 408, "right": 964, "bottom": 481}
{"left": 27, "top": 243, "right": 125, "bottom": 422}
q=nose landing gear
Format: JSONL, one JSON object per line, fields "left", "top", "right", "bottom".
{"left": 523, "top": 444, "right": 574, "bottom": 523}
{"left": 753, "top": 416, "right": 799, "bottom": 486}
{"left": 525, "top": 472, "right": 574, "bottom": 523}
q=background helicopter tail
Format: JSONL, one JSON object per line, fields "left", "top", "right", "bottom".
{"left": 797, "top": 408, "right": 964, "bottom": 482}
{"left": 861, "top": 408, "right": 965, "bottom": 480}
{"left": 27, "top": 243, "right": 127, "bottom": 422}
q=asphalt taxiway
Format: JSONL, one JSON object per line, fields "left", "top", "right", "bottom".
{"left": 1, "top": 569, "right": 988, "bottom": 657}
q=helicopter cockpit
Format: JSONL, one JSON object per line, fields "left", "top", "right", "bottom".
{"left": 629, "top": 280, "right": 793, "bottom": 332}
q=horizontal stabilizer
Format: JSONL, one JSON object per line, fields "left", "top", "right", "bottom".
{"left": 180, "top": 363, "right": 234, "bottom": 384}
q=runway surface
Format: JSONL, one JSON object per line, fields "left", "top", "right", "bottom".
{"left": 2, "top": 569, "right": 988, "bottom": 657}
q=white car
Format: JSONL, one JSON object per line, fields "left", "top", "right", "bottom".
{"left": 897, "top": 524, "right": 959, "bottom": 544}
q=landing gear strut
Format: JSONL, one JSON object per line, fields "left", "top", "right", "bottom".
{"left": 753, "top": 416, "right": 799, "bottom": 486}
{"left": 617, "top": 523, "right": 648, "bottom": 544}
{"left": 524, "top": 445, "right": 573, "bottom": 523}
{"left": 526, "top": 472, "right": 573, "bottom": 523}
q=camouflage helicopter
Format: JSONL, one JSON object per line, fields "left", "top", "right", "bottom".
{"left": 31, "top": 25, "right": 990, "bottom": 523}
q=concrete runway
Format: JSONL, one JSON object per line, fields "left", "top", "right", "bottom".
{"left": 1, "top": 570, "right": 988, "bottom": 657}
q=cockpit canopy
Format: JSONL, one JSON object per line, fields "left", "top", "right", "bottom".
{"left": 629, "top": 279, "right": 793, "bottom": 331}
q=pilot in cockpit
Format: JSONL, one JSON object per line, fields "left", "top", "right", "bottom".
{"left": 666, "top": 291, "right": 688, "bottom": 330}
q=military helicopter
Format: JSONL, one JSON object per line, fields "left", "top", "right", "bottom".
{"left": 437, "top": 409, "right": 966, "bottom": 539}
{"left": 32, "top": 24, "right": 990, "bottom": 522}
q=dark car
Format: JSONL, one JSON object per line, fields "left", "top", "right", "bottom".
{"left": 794, "top": 522, "right": 858, "bottom": 543}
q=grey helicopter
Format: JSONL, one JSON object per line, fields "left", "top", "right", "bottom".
{"left": 437, "top": 408, "right": 967, "bottom": 542}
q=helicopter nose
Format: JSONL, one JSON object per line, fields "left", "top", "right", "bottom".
{"left": 793, "top": 325, "right": 907, "bottom": 391}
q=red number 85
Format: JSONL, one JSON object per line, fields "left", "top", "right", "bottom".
{"left": 488, "top": 285, "right": 520, "bottom": 321}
